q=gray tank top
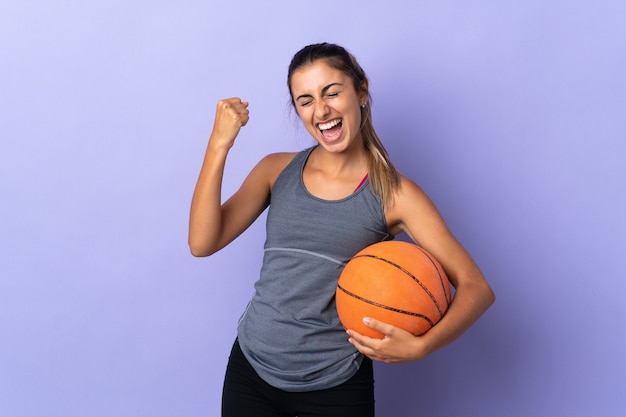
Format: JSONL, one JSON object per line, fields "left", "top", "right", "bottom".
{"left": 237, "top": 146, "right": 390, "bottom": 392}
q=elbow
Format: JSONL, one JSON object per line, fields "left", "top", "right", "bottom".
{"left": 459, "top": 275, "right": 496, "bottom": 310}
{"left": 189, "top": 247, "right": 210, "bottom": 257}
{"left": 188, "top": 239, "right": 217, "bottom": 258}
{"left": 483, "top": 281, "right": 496, "bottom": 308}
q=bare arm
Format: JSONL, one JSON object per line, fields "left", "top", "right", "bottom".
{"left": 188, "top": 98, "right": 296, "bottom": 257}
{"left": 188, "top": 98, "right": 258, "bottom": 256}
{"left": 347, "top": 175, "right": 496, "bottom": 362}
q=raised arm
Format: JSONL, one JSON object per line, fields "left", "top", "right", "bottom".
{"left": 189, "top": 98, "right": 296, "bottom": 257}
{"left": 189, "top": 98, "right": 250, "bottom": 256}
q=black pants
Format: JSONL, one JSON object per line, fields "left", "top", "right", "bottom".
{"left": 221, "top": 340, "right": 375, "bottom": 417}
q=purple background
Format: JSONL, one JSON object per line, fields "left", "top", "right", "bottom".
{"left": 1, "top": 1, "right": 625, "bottom": 416}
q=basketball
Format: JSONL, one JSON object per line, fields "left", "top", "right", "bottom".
{"left": 336, "top": 240, "right": 452, "bottom": 339}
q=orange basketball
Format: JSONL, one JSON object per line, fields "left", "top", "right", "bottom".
{"left": 336, "top": 241, "right": 452, "bottom": 339}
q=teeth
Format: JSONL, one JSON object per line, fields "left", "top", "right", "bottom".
{"left": 318, "top": 119, "right": 342, "bottom": 131}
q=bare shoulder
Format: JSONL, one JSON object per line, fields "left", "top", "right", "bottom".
{"left": 394, "top": 174, "right": 434, "bottom": 208}
{"left": 252, "top": 151, "right": 298, "bottom": 188}
{"left": 257, "top": 151, "right": 298, "bottom": 173}
{"left": 260, "top": 151, "right": 298, "bottom": 167}
{"left": 226, "top": 151, "right": 298, "bottom": 216}
{"left": 386, "top": 174, "right": 442, "bottom": 237}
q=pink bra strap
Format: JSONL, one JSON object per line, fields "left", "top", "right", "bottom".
{"left": 353, "top": 173, "right": 369, "bottom": 193}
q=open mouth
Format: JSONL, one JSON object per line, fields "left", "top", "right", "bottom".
{"left": 318, "top": 118, "right": 343, "bottom": 141}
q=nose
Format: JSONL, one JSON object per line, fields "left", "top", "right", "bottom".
{"left": 314, "top": 99, "right": 330, "bottom": 119}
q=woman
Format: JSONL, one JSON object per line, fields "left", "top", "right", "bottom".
{"left": 189, "top": 43, "right": 495, "bottom": 417}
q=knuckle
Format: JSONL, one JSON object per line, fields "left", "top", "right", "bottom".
{"left": 219, "top": 98, "right": 235, "bottom": 109}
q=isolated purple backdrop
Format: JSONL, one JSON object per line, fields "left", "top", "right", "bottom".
{"left": 1, "top": 1, "right": 625, "bottom": 416}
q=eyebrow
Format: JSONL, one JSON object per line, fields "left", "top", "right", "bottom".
{"left": 295, "top": 82, "right": 344, "bottom": 102}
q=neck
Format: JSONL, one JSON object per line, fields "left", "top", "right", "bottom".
{"left": 309, "top": 143, "right": 368, "bottom": 177}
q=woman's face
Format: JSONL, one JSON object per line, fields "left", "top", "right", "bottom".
{"left": 290, "top": 60, "right": 366, "bottom": 152}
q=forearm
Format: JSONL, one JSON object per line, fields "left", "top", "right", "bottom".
{"left": 346, "top": 269, "right": 495, "bottom": 364}
{"left": 415, "top": 276, "right": 495, "bottom": 359}
{"left": 188, "top": 143, "right": 229, "bottom": 257}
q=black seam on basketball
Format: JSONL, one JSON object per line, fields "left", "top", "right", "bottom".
{"left": 413, "top": 247, "right": 452, "bottom": 308}
{"left": 337, "top": 283, "right": 435, "bottom": 327}
{"left": 352, "top": 253, "right": 448, "bottom": 317}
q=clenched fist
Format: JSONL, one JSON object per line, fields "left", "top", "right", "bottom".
{"left": 209, "top": 98, "right": 250, "bottom": 150}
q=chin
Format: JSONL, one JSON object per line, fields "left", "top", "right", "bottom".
{"left": 316, "top": 135, "right": 347, "bottom": 150}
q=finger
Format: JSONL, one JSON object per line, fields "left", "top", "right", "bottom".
{"left": 347, "top": 333, "right": 387, "bottom": 362}
{"left": 220, "top": 99, "right": 249, "bottom": 126}
{"left": 231, "top": 98, "right": 249, "bottom": 110}
{"left": 347, "top": 331, "right": 374, "bottom": 353}
{"left": 228, "top": 97, "right": 249, "bottom": 109}
{"left": 346, "top": 328, "right": 380, "bottom": 351}
{"left": 239, "top": 109, "right": 250, "bottom": 126}
{"left": 218, "top": 98, "right": 247, "bottom": 112}
{"left": 231, "top": 99, "right": 250, "bottom": 123}
{"left": 362, "top": 317, "right": 395, "bottom": 337}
